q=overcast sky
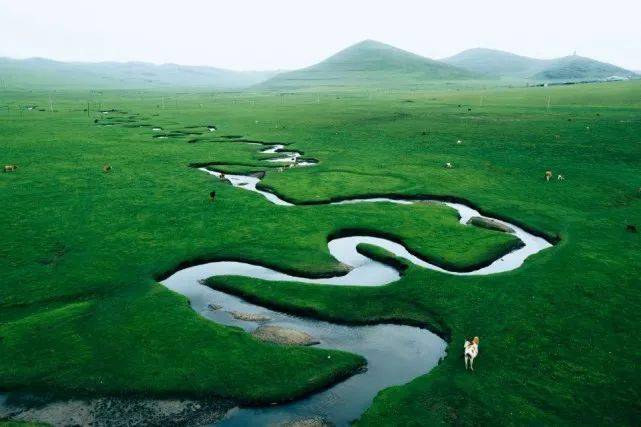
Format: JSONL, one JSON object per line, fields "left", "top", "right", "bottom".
{"left": 1, "top": 0, "right": 639, "bottom": 71}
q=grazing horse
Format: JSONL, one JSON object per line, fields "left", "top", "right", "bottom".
{"left": 3, "top": 164, "right": 17, "bottom": 173}
{"left": 557, "top": 174, "right": 565, "bottom": 181}
{"left": 545, "top": 170, "right": 553, "bottom": 181}
{"left": 445, "top": 162, "right": 453, "bottom": 169}
{"left": 464, "top": 337, "right": 480, "bottom": 371}
{"left": 103, "top": 164, "right": 112, "bottom": 173}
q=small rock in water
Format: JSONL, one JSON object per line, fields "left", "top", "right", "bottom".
{"left": 467, "top": 216, "right": 514, "bottom": 233}
{"left": 207, "top": 304, "right": 223, "bottom": 311}
{"left": 252, "top": 325, "right": 319, "bottom": 346}
{"left": 230, "top": 311, "right": 271, "bottom": 322}
{"left": 249, "top": 171, "right": 266, "bottom": 179}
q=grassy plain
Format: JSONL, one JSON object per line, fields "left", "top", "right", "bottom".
{"left": 1, "top": 80, "right": 640, "bottom": 424}
{"left": 1, "top": 87, "right": 519, "bottom": 402}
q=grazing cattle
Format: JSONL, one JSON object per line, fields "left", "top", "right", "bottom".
{"left": 467, "top": 108, "right": 472, "bottom": 112}
{"left": 209, "top": 191, "right": 216, "bottom": 203}
{"left": 445, "top": 162, "right": 453, "bottom": 169}
{"left": 557, "top": 174, "right": 565, "bottom": 181}
{"left": 102, "top": 164, "right": 111, "bottom": 173}
{"left": 278, "top": 167, "right": 285, "bottom": 173}
{"left": 456, "top": 140, "right": 462, "bottom": 144}
{"left": 219, "top": 173, "right": 226, "bottom": 181}
{"left": 464, "top": 337, "right": 480, "bottom": 371}
{"left": 626, "top": 224, "right": 638, "bottom": 233}
{"left": 4, "top": 164, "right": 17, "bottom": 173}
{"left": 545, "top": 170, "right": 553, "bottom": 181}
{"left": 554, "top": 134, "right": 561, "bottom": 140}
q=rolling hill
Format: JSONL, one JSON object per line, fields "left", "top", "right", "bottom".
{"left": 259, "top": 40, "right": 479, "bottom": 89}
{"left": 442, "top": 48, "right": 543, "bottom": 78}
{"left": 0, "top": 57, "right": 280, "bottom": 90}
{"left": 442, "top": 48, "right": 637, "bottom": 82}
{"left": 2, "top": 44, "right": 634, "bottom": 91}
{"left": 530, "top": 55, "right": 636, "bottom": 81}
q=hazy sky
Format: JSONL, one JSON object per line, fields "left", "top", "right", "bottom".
{"left": 1, "top": 0, "right": 639, "bottom": 70}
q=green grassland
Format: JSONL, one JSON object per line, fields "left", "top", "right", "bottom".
{"left": 1, "top": 80, "right": 641, "bottom": 424}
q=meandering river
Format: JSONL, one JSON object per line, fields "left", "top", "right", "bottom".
{"left": 159, "top": 143, "right": 552, "bottom": 425}
{"left": 0, "top": 136, "right": 553, "bottom": 426}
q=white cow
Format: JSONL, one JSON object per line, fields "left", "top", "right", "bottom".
{"left": 464, "top": 337, "right": 480, "bottom": 371}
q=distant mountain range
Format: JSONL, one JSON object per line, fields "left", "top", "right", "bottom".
{"left": 0, "top": 41, "right": 636, "bottom": 90}
{"left": 442, "top": 47, "right": 636, "bottom": 81}
{"left": 0, "top": 57, "right": 279, "bottom": 90}
{"left": 258, "top": 40, "right": 476, "bottom": 89}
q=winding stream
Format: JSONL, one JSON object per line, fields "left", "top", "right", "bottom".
{"left": 0, "top": 132, "right": 553, "bottom": 426}
{"left": 163, "top": 280, "right": 446, "bottom": 426}
{"left": 196, "top": 165, "right": 551, "bottom": 279}
{"left": 159, "top": 143, "right": 553, "bottom": 425}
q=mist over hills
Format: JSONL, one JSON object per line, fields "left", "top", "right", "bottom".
{"left": 0, "top": 41, "right": 636, "bottom": 90}
{"left": 0, "top": 57, "right": 279, "bottom": 90}
{"left": 442, "top": 47, "right": 636, "bottom": 81}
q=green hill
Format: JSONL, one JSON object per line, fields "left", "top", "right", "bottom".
{"left": 259, "top": 40, "right": 479, "bottom": 89}
{"left": 443, "top": 48, "right": 637, "bottom": 82}
{"left": 531, "top": 55, "right": 636, "bottom": 81}
{"left": 442, "top": 48, "right": 543, "bottom": 77}
{"left": 0, "top": 57, "right": 279, "bottom": 90}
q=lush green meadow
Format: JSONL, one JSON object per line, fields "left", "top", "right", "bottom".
{"left": 1, "top": 80, "right": 640, "bottom": 424}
